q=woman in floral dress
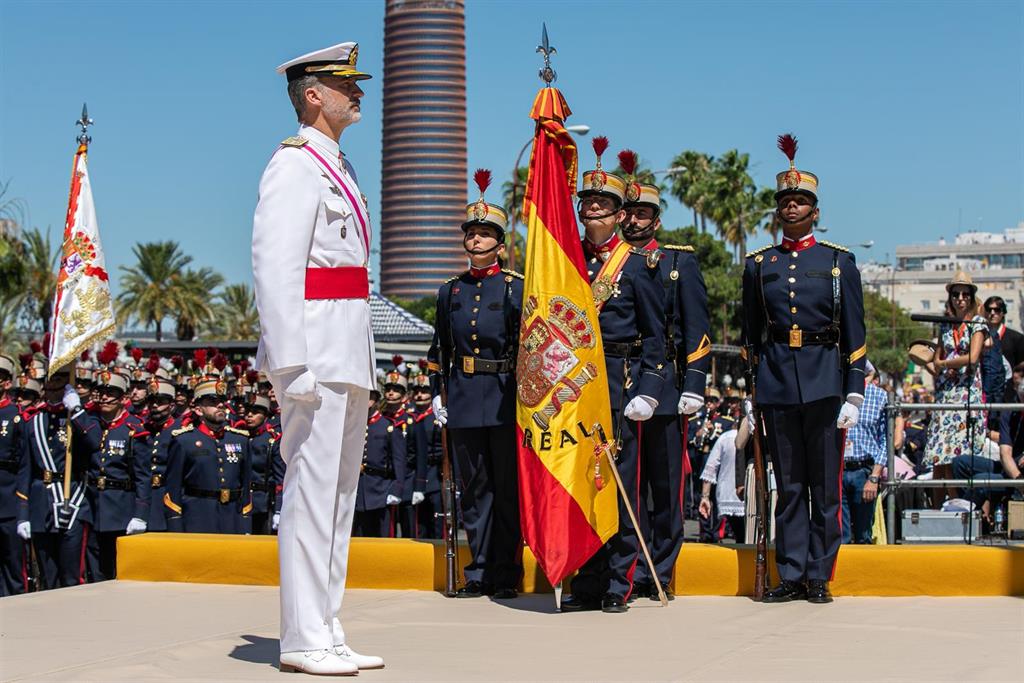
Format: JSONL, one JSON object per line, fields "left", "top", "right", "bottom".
{"left": 925, "top": 271, "right": 989, "bottom": 506}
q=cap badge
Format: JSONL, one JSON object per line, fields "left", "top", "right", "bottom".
{"left": 783, "top": 168, "right": 802, "bottom": 190}
{"left": 626, "top": 182, "right": 641, "bottom": 202}
{"left": 472, "top": 199, "right": 488, "bottom": 221}
{"left": 590, "top": 170, "right": 607, "bottom": 191}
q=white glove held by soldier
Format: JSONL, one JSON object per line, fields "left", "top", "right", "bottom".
{"left": 677, "top": 393, "right": 703, "bottom": 415}
{"left": 272, "top": 512, "right": 281, "bottom": 531}
{"left": 431, "top": 395, "right": 447, "bottom": 425}
{"left": 837, "top": 401, "right": 860, "bottom": 429}
{"left": 411, "top": 491, "right": 425, "bottom": 505}
{"left": 16, "top": 521, "right": 31, "bottom": 540}
{"left": 283, "top": 368, "right": 320, "bottom": 403}
{"left": 62, "top": 384, "right": 82, "bottom": 412}
{"left": 386, "top": 494, "right": 401, "bottom": 506}
{"left": 125, "top": 517, "right": 148, "bottom": 535}
{"left": 624, "top": 395, "right": 658, "bottom": 422}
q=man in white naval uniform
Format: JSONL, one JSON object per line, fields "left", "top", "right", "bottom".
{"left": 252, "top": 42, "right": 384, "bottom": 676}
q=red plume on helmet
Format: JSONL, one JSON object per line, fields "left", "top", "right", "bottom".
{"left": 212, "top": 353, "right": 228, "bottom": 372}
{"left": 392, "top": 354, "right": 404, "bottom": 369}
{"left": 130, "top": 347, "right": 143, "bottom": 364}
{"left": 473, "top": 169, "right": 492, "bottom": 197}
{"left": 617, "top": 150, "right": 638, "bottom": 177}
{"left": 18, "top": 353, "right": 32, "bottom": 370}
{"left": 146, "top": 353, "right": 161, "bottom": 373}
{"left": 245, "top": 370, "right": 259, "bottom": 386}
{"left": 192, "top": 349, "right": 207, "bottom": 371}
{"left": 29, "top": 340, "right": 41, "bottom": 354}
{"left": 171, "top": 354, "right": 184, "bottom": 369}
{"left": 418, "top": 358, "right": 428, "bottom": 371}
{"left": 232, "top": 363, "right": 241, "bottom": 378}
{"left": 97, "top": 341, "right": 119, "bottom": 366}
{"left": 80, "top": 350, "right": 91, "bottom": 362}
{"left": 239, "top": 359, "right": 250, "bottom": 372}
{"left": 592, "top": 136, "right": 609, "bottom": 159}
{"left": 42, "top": 333, "right": 51, "bottom": 357}
{"left": 777, "top": 134, "right": 798, "bottom": 165}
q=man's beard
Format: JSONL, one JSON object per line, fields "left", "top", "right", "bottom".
{"left": 323, "top": 94, "right": 360, "bottom": 128}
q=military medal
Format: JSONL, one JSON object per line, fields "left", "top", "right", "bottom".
{"left": 340, "top": 226, "right": 347, "bottom": 239}
{"left": 592, "top": 276, "right": 615, "bottom": 305}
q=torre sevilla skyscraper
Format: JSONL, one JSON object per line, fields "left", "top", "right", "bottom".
{"left": 380, "top": 0, "right": 468, "bottom": 299}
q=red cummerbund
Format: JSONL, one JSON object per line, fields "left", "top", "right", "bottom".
{"left": 304, "top": 267, "right": 369, "bottom": 300}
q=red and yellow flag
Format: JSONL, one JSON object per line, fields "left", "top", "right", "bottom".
{"left": 515, "top": 87, "right": 617, "bottom": 586}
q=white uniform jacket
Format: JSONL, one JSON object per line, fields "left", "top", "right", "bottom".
{"left": 252, "top": 125, "right": 375, "bottom": 390}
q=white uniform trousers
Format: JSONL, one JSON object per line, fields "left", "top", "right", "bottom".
{"left": 274, "top": 379, "right": 369, "bottom": 653}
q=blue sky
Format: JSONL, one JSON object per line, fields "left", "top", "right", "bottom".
{"left": 1, "top": 0, "right": 1021, "bottom": 296}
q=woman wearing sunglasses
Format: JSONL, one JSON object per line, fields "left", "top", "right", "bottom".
{"left": 924, "top": 270, "right": 989, "bottom": 506}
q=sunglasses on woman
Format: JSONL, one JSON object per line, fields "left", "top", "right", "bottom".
{"left": 950, "top": 290, "right": 973, "bottom": 300}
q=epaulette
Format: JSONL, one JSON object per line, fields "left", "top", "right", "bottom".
{"left": 280, "top": 136, "right": 308, "bottom": 148}
{"left": 819, "top": 239, "right": 850, "bottom": 253}
{"left": 445, "top": 272, "right": 466, "bottom": 285}
{"left": 662, "top": 244, "right": 695, "bottom": 252}
{"left": 501, "top": 268, "right": 524, "bottom": 280}
{"left": 225, "top": 426, "right": 249, "bottom": 436}
{"left": 171, "top": 424, "right": 194, "bottom": 437}
{"left": 745, "top": 244, "right": 773, "bottom": 259}
{"left": 629, "top": 246, "right": 662, "bottom": 269}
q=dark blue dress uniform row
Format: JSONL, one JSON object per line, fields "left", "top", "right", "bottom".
{"left": 741, "top": 235, "right": 866, "bottom": 586}
{"left": 570, "top": 236, "right": 667, "bottom": 603}
{"left": 411, "top": 406, "right": 444, "bottom": 539}
{"left": 145, "top": 414, "right": 181, "bottom": 533}
{"left": 164, "top": 422, "right": 253, "bottom": 534}
{"left": 634, "top": 243, "right": 712, "bottom": 593}
{"left": 0, "top": 396, "right": 30, "bottom": 595}
{"left": 354, "top": 410, "right": 407, "bottom": 537}
{"left": 427, "top": 264, "right": 524, "bottom": 592}
{"left": 248, "top": 422, "right": 281, "bottom": 535}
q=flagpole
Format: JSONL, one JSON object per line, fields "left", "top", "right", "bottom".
{"left": 59, "top": 104, "right": 94, "bottom": 516}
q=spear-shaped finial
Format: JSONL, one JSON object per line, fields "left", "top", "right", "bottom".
{"left": 76, "top": 103, "right": 94, "bottom": 147}
{"left": 536, "top": 23, "right": 557, "bottom": 85}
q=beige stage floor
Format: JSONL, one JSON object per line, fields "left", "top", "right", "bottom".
{"left": 1, "top": 582, "right": 1021, "bottom": 682}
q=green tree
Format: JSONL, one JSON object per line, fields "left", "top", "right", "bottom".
{"left": 863, "top": 289, "right": 931, "bottom": 379}
{"left": 216, "top": 283, "right": 260, "bottom": 340}
{"left": 657, "top": 225, "right": 744, "bottom": 344}
{"left": 174, "top": 267, "right": 224, "bottom": 341}
{"left": 391, "top": 295, "right": 437, "bottom": 327}
{"left": 117, "top": 241, "right": 193, "bottom": 341}
{"left": 501, "top": 166, "right": 530, "bottom": 271}
{"left": 21, "top": 227, "right": 57, "bottom": 334}
{"left": 705, "top": 150, "right": 767, "bottom": 259}
{"left": 667, "top": 150, "right": 714, "bottom": 233}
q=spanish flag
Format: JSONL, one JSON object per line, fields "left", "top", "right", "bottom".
{"left": 515, "top": 87, "right": 618, "bottom": 586}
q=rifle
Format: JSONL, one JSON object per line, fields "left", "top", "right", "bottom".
{"left": 745, "top": 345, "right": 770, "bottom": 601}
{"left": 438, "top": 387, "right": 460, "bottom": 597}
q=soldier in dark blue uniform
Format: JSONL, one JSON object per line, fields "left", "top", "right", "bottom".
{"left": 16, "top": 363, "right": 100, "bottom": 590}
{"left": 561, "top": 141, "right": 667, "bottom": 613}
{"left": 617, "top": 167, "right": 711, "bottom": 599}
{"left": 380, "top": 370, "right": 418, "bottom": 538}
{"left": 144, "top": 378, "right": 180, "bottom": 533}
{"left": 741, "top": 134, "right": 866, "bottom": 604}
{"left": 245, "top": 394, "right": 280, "bottom": 534}
{"left": 354, "top": 388, "right": 406, "bottom": 537}
{"left": 1, "top": 356, "right": 32, "bottom": 595}
{"left": 410, "top": 372, "right": 442, "bottom": 539}
{"left": 84, "top": 370, "right": 151, "bottom": 581}
{"left": 427, "top": 168, "right": 524, "bottom": 599}
{"left": 164, "top": 377, "right": 252, "bottom": 534}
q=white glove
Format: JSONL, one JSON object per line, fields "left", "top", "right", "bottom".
{"left": 63, "top": 384, "right": 82, "bottom": 412}
{"left": 282, "top": 369, "right": 320, "bottom": 403}
{"left": 125, "top": 517, "right": 148, "bottom": 535}
{"left": 677, "top": 393, "right": 703, "bottom": 415}
{"left": 837, "top": 402, "right": 860, "bottom": 429}
{"left": 16, "top": 521, "right": 31, "bottom": 540}
{"left": 746, "top": 412, "right": 756, "bottom": 433}
{"left": 411, "top": 491, "right": 425, "bottom": 506}
{"left": 431, "top": 395, "right": 447, "bottom": 425}
{"left": 386, "top": 494, "right": 402, "bottom": 506}
{"left": 271, "top": 512, "right": 281, "bottom": 531}
{"left": 624, "top": 395, "right": 657, "bottom": 422}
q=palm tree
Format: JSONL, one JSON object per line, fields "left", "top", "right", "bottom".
{"left": 174, "top": 267, "right": 225, "bottom": 340}
{"left": 706, "top": 150, "right": 764, "bottom": 258}
{"left": 668, "top": 151, "right": 714, "bottom": 232}
{"left": 117, "top": 241, "right": 193, "bottom": 341}
{"left": 217, "top": 283, "right": 260, "bottom": 340}
{"left": 21, "top": 227, "right": 58, "bottom": 333}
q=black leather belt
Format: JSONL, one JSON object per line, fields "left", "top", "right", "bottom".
{"left": 844, "top": 458, "right": 875, "bottom": 471}
{"left": 769, "top": 326, "right": 838, "bottom": 348}
{"left": 37, "top": 469, "right": 59, "bottom": 484}
{"left": 604, "top": 341, "right": 642, "bottom": 358}
{"left": 185, "top": 486, "right": 242, "bottom": 503}
{"left": 459, "top": 356, "right": 512, "bottom": 374}
{"left": 250, "top": 481, "right": 272, "bottom": 492}
{"left": 89, "top": 475, "right": 133, "bottom": 491}
{"left": 361, "top": 463, "right": 394, "bottom": 478}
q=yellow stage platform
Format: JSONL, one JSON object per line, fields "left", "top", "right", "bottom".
{"left": 117, "top": 534, "right": 1024, "bottom": 596}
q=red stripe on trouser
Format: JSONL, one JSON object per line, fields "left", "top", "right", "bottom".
{"left": 623, "top": 421, "right": 643, "bottom": 600}
{"left": 388, "top": 506, "right": 396, "bottom": 538}
{"left": 678, "top": 416, "right": 688, "bottom": 528}
{"left": 78, "top": 525, "right": 88, "bottom": 584}
{"left": 21, "top": 540, "right": 28, "bottom": 593}
{"left": 830, "top": 428, "right": 847, "bottom": 581}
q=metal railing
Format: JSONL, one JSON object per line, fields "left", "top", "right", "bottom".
{"left": 883, "top": 399, "right": 1024, "bottom": 544}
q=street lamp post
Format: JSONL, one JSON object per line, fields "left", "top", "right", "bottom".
{"left": 507, "top": 124, "right": 590, "bottom": 271}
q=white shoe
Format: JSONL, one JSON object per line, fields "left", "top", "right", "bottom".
{"left": 333, "top": 644, "right": 385, "bottom": 670}
{"left": 280, "top": 649, "right": 359, "bottom": 675}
